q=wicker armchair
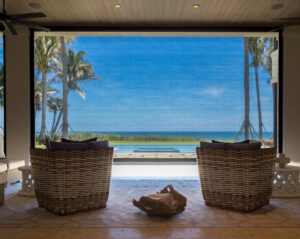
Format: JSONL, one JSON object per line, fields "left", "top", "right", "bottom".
{"left": 30, "top": 148, "right": 113, "bottom": 215}
{"left": 196, "top": 147, "right": 276, "bottom": 212}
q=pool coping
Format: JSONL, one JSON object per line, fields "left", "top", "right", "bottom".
{"left": 113, "top": 157, "right": 197, "bottom": 164}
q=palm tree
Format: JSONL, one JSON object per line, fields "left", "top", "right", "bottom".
{"left": 34, "top": 80, "right": 42, "bottom": 118}
{"left": 35, "top": 78, "right": 58, "bottom": 119}
{"left": 262, "top": 37, "right": 277, "bottom": 144}
{"left": 249, "top": 37, "right": 265, "bottom": 141}
{"left": 47, "top": 97, "right": 63, "bottom": 139}
{"left": 59, "top": 36, "right": 69, "bottom": 139}
{"left": 244, "top": 38, "right": 250, "bottom": 140}
{"left": 236, "top": 38, "right": 256, "bottom": 141}
{"left": 0, "top": 63, "right": 4, "bottom": 108}
{"left": 58, "top": 36, "right": 75, "bottom": 138}
{"left": 55, "top": 48, "right": 98, "bottom": 138}
{"left": 35, "top": 36, "right": 60, "bottom": 141}
{"left": 262, "top": 38, "right": 276, "bottom": 76}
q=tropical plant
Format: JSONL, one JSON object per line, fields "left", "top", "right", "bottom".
{"left": 35, "top": 80, "right": 42, "bottom": 116}
{"left": 55, "top": 48, "right": 98, "bottom": 138}
{"left": 262, "top": 38, "right": 277, "bottom": 77}
{"left": 249, "top": 37, "right": 265, "bottom": 141}
{"left": 47, "top": 96, "right": 63, "bottom": 139}
{"left": 35, "top": 79, "right": 58, "bottom": 118}
{"left": 34, "top": 36, "right": 60, "bottom": 141}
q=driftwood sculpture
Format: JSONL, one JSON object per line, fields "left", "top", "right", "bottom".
{"left": 132, "top": 185, "right": 187, "bottom": 217}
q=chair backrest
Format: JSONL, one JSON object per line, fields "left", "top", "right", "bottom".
{"left": 196, "top": 147, "right": 276, "bottom": 195}
{"left": 196, "top": 147, "right": 276, "bottom": 165}
{"left": 30, "top": 148, "right": 113, "bottom": 199}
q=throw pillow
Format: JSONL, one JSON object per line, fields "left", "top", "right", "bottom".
{"left": 212, "top": 140, "right": 250, "bottom": 144}
{"left": 61, "top": 137, "right": 97, "bottom": 143}
{"left": 226, "top": 142, "right": 262, "bottom": 150}
{"left": 200, "top": 142, "right": 227, "bottom": 150}
{"left": 88, "top": 140, "right": 109, "bottom": 149}
{"left": 50, "top": 141, "right": 89, "bottom": 150}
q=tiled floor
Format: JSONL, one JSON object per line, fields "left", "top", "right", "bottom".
{"left": 1, "top": 179, "right": 300, "bottom": 230}
{"left": 1, "top": 228, "right": 300, "bottom": 239}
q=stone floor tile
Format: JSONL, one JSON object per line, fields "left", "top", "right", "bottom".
{"left": 254, "top": 223, "right": 283, "bottom": 228}
{"left": 7, "top": 212, "right": 35, "bottom": 220}
{"left": 238, "top": 222, "right": 256, "bottom": 227}
{"left": 19, "top": 222, "right": 38, "bottom": 228}
{"left": 247, "top": 218, "right": 280, "bottom": 224}
{"left": 1, "top": 180, "right": 300, "bottom": 229}
{"left": 0, "top": 219, "right": 30, "bottom": 225}
{"left": 279, "top": 221, "right": 300, "bottom": 228}
{"left": 32, "top": 218, "right": 70, "bottom": 225}
{"left": 246, "top": 214, "right": 269, "bottom": 219}
{"left": 227, "top": 212, "right": 248, "bottom": 221}
{"left": 37, "top": 224, "right": 64, "bottom": 228}
{"left": 0, "top": 224, "right": 20, "bottom": 228}
{"left": 62, "top": 222, "right": 81, "bottom": 228}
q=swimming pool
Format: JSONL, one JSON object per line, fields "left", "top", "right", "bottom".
{"left": 111, "top": 144, "right": 198, "bottom": 154}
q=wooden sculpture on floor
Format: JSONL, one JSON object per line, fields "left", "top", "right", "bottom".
{"left": 132, "top": 185, "right": 187, "bottom": 217}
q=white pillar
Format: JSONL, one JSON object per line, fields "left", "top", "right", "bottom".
{"left": 5, "top": 26, "right": 31, "bottom": 166}
{"left": 283, "top": 26, "right": 300, "bottom": 165}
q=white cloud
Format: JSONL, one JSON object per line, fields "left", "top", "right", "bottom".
{"left": 201, "top": 86, "right": 226, "bottom": 97}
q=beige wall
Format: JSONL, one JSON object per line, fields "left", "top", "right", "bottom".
{"left": 283, "top": 26, "right": 300, "bottom": 165}
{"left": 5, "top": 26, "right": 31, "bottom": 166}
{"left": 2, "top": 26, "right": 300, "bottom": 166}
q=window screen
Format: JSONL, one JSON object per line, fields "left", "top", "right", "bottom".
{"left": 34, "top": 33, "right": 278, "bottom": 158}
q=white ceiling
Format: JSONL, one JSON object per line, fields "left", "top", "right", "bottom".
{"left": 4, "top": 0, "right": 300, "bottom": 27}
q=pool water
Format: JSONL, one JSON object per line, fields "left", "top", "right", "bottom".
{"left": 111, "top": 144, "right": 198, "bottom": 154}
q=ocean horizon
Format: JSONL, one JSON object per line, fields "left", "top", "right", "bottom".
{"left": 67, "top": 131, "right": 273, "bottom": 141}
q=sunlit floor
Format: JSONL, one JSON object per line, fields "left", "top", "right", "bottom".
{"left": 1, "top": 176, "right": 300, "bottom": 239}
{"left": 112, "top": 163, "right": 198, "bottom": 178}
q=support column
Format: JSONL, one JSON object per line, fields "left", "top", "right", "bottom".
{"left": 5, "top": 26, "right": 31, "bottom": 170}
{"left": 283, "top": 26, "right": 300, "bottom": 165}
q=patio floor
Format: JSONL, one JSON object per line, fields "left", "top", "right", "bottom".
{"left": 1, "top": 179, "right": 300, "bottom": 229}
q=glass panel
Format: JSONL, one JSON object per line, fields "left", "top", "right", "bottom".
{"left": 34, "top": 33, "right": 279, "bottom": 159}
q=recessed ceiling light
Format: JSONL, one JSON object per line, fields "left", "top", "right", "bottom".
{"left": 193, "top": 4, "right": 200, "bottom": 9}
{"left": 115, "top": 4, "right": 121, "bottom": 9}
{"left": 270, "top": 3, "right": 284, "bottom": 10}
{"left": 28, "top": 2, "right": 42, "bottom": 9}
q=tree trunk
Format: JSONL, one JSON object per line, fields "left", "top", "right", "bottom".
{"left": 60, "top": 37, "right": 69, "bottom": 138}
{"left": 255, "top": 66, "right": 263, "bottom": 140}
{"left": 52, "top": 110, "right": 62, "bottom": 137}
{"left": 38, "top": 72, "right": 47, "bottom": 142}
{"left": 50, "top": 111, "right": 57, "bottom": 139}
{"left": 244, "top": 38, "right": 250, "bottom": 140}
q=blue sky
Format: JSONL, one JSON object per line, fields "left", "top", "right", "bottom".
{"left": 36, "top": 36, "right": 274, "bottom": 133}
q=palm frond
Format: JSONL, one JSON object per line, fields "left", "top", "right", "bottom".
{"left": 54, "top": 48, "right": 99, "bottom": 99}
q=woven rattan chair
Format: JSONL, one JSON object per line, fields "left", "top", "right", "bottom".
{"left": 196, "top": 147, "right": 276, "bottom": 212}
{"left": 30, "top": 148, "right": 113, "bottom": 215}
